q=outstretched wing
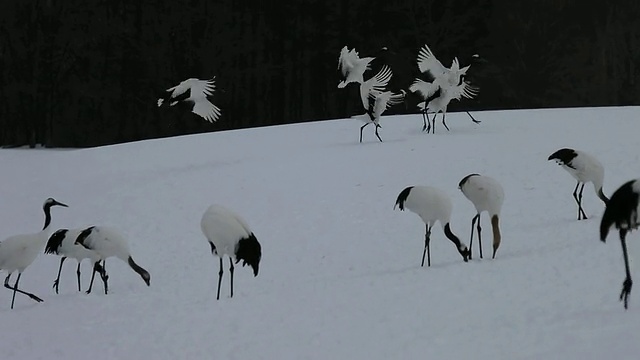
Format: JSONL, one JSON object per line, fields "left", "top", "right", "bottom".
{"left": 448, "top": 81, "right": 479, "bottom": 101}
{"left": 192, "top": 99, "right": 222, "bottom": 123}
{"left": 371, "top": 90, "right": 405, "bottom": 118}
{"left": 188, "top": 78, "right": 217, "bottom": 100}
{"left": 417, "top": 44, "right": 447, "bottom": 79}
{"left": 409, "top": 78, "right": 440, "bottom": 100}
{"left": 359, "top": 66, "right": 393, "bottom": 109}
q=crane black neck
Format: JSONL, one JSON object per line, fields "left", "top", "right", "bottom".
{"left": 42, "top": 203, "right": 54, "bottom": 230}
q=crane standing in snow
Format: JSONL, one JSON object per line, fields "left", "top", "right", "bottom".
{"left": 75, "top": 226, "right": 150, "bottom": 294}
{"left": 600, "top": 179, "right": 640, "bottom": 310}
{"left": 0, "top": 198, "right": 68, "bottom": 309}
{"left": 458, "top": 174, "right": 505, "bottom": 259}
{"left": 548, "top": 148, "right": 609, "bottom": 220}
{"left": 45, "top": 228, "right": 106, "bottom": 294}
{"left": 158, "top": 77, "right": 221, "bottom": 123}
{"left": 394, "top": 186, "right": 470, "bottom": 267}
{"left": 201, "top": 204, "right": 262, "bottom": 300}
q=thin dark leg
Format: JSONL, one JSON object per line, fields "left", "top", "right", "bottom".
{"left": 360, "top": 123, "right": 369, "bottom": 143}
{"left": 5, "top": 273, "right": 43, "bottom": 309}
{"left": 76, "top": 262, "right": 82, "bottom": 292}
{"left": 421, "top": 111, "right": 428, "bottom": 131}
{"left": 619, "top": 230, "right": 633, "bottom": 309}
{"left": 100, "top": 260, "right": 109, "bottom": 295}
{"left": 216, "top": 257, "right": 223, "bottom": 300}
{"left": 421, "top": 224, "right": 432, "bottom": 267}
{"left": 578, "top": 183, "right": 587, "bottom": 220}
{"left": 426, "top": 112, "right": 432, "bottom": 133}
{"left": 229, "top": 258, "right": 235, "bottom": 298}
{"left": 374, "top": 124, "right": 383, "bottom": 142}
{"left": 469, "top": 215, "right": 479, "bottom": 260}
{"left": 442, "top": 111, "right": 450, "bottom": 131}
{"left": 86, "top": 260, "right": 100, "bottom": 294}
{"left": 477, "top": 215, "right": 483, "bottom": 259}
{"left": 572, "top": 182, "right": 581, "bottom": 220}
{"left": 53, "top": 256, "right": 66, "bottom": 294}
{"left": 467, "top": 111, "right": 481, "bottom": 123}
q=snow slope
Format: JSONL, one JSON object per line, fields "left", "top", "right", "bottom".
{"left": 1, "top": 107, "right": 639, "bottom": 359}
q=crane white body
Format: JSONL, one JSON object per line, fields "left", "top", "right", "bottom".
{"left": 394, "top": 186, "right": 470, "bottom": 266}
{"left": 548, "top": 148, "right": 609, "bottom": 220}
{"left": 337, "top": 46, "right": 376, "bottom": 88}
{"left": 0, "top": 198, "right": 67, "bottom": 309}
{"left": 75, "top": 226, "right": 150, "bottom": 294}
{"left": 201, "top": 204, "right": 262, "bottom": 300}
{"left": 459, "top": 174, "right": 505, "bottom": 259}
{"left": 157, "top": 78, "right": 221, "bottom": 123}
{"left": 600, "top": 179, "right": 640, "bottom": 309}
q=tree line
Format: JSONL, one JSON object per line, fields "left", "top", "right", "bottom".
{"left": 1, "top": 0, "right": 639, "bottom": 148}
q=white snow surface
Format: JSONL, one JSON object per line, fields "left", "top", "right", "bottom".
{"left": 1, "top": 107, "right": 640, "bottom": 359}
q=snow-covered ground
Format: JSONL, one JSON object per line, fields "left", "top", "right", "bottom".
{"left": 1, "top": 107, "right": 639, "bottom": 359}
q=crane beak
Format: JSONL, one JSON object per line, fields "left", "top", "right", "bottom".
{"left": 54, "top": 200, "right": 69, "bottom": 208}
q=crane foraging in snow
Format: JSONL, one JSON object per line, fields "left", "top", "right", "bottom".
{"left": 394, "top": 186, "right": 470, "bottom": 267}
{"left": 458, "top": 174, "right": 505, "bottom": 259}
{"left": 75, "top": 226, "right": 150, "bottom": 294}
{"left": 45, "top": 227, "right": 105, "bottom": 294}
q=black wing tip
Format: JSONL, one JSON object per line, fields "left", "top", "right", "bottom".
{"left": 76, "top": 226, "right": 96, "bottom": 246}
{"left": 45, "top": 228, "right": 69, "bottom": 254}
{"left": 395, "top": 186, "right": 414, "bottom": 210}
{"left": 458, "top": 173, "right": 481, "bottom": 189}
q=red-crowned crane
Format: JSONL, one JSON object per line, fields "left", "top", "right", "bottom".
{"left": 394, "top": 186, "right": 470, "bottom": 267}
{"left": 548, "top": 148, "right": 609, "bottom": 220}
{"left": 157, "top": 78, "right": 221, "bottom": 123}
{"left": 459, "top": 174, "right": 505, "bottom": 259}
{"left": 45, "top": 227, "right": 105, "bottom": 294}
{"left": 0, "top": 198, "right": 68, "bottom": 309}
{"left": 337, "top": 46, "right": 376, "bottom": 88}
{"left": 75, "top": 226, "right": 150, "bottom": 294}
{"left": 600, "top": 179, "right": 640, "bottom": 310}
{"left": 201, "top": 204, "right": 262, "bottom": 300}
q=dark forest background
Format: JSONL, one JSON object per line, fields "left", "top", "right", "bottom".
{"left": 1, "top": 0, "right": 639, "bottom": 148}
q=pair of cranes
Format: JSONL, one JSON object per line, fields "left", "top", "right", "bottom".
{"left": 394, "top": 174, "right": 504, "bottom": 268}
{"left": 337, "top": 44, "right": 480, "bottom": 142}
{"left": 549, "top": 147, "right": 639, "bottom": 310}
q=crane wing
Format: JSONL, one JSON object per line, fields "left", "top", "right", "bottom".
{"left": 359, "top": 66, "right": 393, "bottom": 109}
{"left": 417, "top": 44, "right": 447, "bottom": 78}
{"left": 448, "top": 81, "right": 479, "bottom": 101}
{"left": 409, "top": 79, "right": 440, "bottom": 100}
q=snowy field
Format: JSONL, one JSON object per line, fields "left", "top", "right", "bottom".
{"left": 1, "top": 106, "right": 640, "bottom": 359}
